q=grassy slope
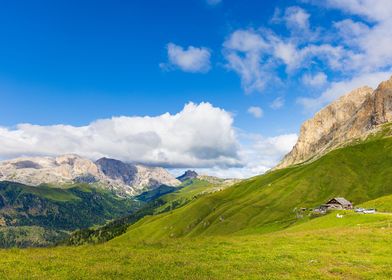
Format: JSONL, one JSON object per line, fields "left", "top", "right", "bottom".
{"left": 0, "top": 182, "right": 140, "bottom": 247}
{"left": 0, "top": 226, "right": 68, "bottom": 248}
{"left": 154, "top": 178, "right": 218, "bottom": 213}
{"left": 0, "top": 181, "right": 140, "bottom": 230}
{"left": 64, "top": 179, "right": 220, "bottom": 245}
{"left": 0, "top": 214, "right": 391, "bottom": 279}
{"left": 122, "top": 136, "right": 392, "bottom": 241}
{"left": 360, "top": 194, "right": 392, "bottom": 212}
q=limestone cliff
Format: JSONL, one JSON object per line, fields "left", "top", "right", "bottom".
{"left": 277, "top": 76, "right": 392, "bottom": 169}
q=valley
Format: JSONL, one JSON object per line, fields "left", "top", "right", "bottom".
{"left": 0, "top": 181, "right": 140, "bottom": 247}
{"left": 1, "top": 131, "right": 392, "bottom": 278}
{"left": 2, "top": 77, "right": 392, "bottom": 278}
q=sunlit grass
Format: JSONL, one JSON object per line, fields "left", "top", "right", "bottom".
{"left": 0, "top": 217, "right": 391, "bottom": 279}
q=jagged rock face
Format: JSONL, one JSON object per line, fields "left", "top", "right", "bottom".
{"left": 0, "top": 154, "right": 101, "bottom": 186}
{"left": 370, "top": 77, "right": 392, "bottom": 125}
{"left": 177, "top": 170, "right": 198, "bottom": 182}
{"left": 96, "top": 158, "right": 138, "bottom": 186}
{"left": 277, "top": 76, "right": 392, "bottom": 169}
{"left": 0, "top": 154, "right": 180, "bottom": 196}
{"left": 132, "top": 164, "right": 180, "bottom": 189}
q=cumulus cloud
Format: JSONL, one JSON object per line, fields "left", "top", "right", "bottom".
{"left": 161, "top": 43, "right": 211, "bottom": 73}
{"left": 247, "top": 106, "right": 263, "bottom": 118}
{"left": 0, "top": 101, "right": 300, "bottom": 178}
{"left": 0, "top": 103, "right": 241, "bottom": 168}
{"left": 194, "top": 133, "right": 298, "bottom": 178}
{"left": 302, "top": 72, "right": 328, "bottom": 87}
{"left": 283, "top": 6, "right": 311, "bottom": 32}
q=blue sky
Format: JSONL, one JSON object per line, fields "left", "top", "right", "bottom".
{"left": 1, "top": 0, "right": 392, "bottom": 177}
{"left": 0, "top": 0, "right": 303, "bottom": 134}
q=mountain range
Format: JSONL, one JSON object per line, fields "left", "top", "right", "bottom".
{"left": 0, "top": 154, "right": 180, "bottom": 196}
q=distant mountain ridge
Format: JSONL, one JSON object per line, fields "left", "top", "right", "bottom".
{"left": 176, "top": 170, "right": 198, "bottom": 182}
{"left": 0, "top": 154, "right": 180, "bottom": 196}
{"left": 277, "top": 76, "right": 392, "bottom": 169}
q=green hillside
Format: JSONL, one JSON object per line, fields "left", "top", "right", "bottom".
{"left": 121, "top": 136, "right": 392, "bottom": 241}
{"left": 360, "top": 194, "right": 392, "bottom": 212}
{"left": 0, "top": 226, "right": 68, "bottom": 248}
{"left": 64, "top": 178, "right": 223, "bottom": 245}
{"left": 153, "top": 178, "right": 222, "bottom": 214}
{"left": 0, "top": 181, "right": 140, "bottom": 247}
{"left": 0, "top": 214, "right": 391, "bottom": 279}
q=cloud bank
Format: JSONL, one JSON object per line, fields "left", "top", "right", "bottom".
{"left": 194, "top": 133, "right": 297, "bottom": 178}
{"left": 0, "top": 102, "right": 297, "bottom": 178}
{"left": 0, "top": 103, "right": 240, "bottom": 168}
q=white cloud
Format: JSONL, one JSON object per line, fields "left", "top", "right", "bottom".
{"left": 322, "top": 0, "right": 392, "bottom": 22}
{"left": 0, "top": 101, "right": 300, "bottom": 179}
{"left": 297, "top": 71, "right": 392, "bottom": 111}
{"left": 304, "top": 1, "right": 392, "bottom": 73}
{"left": 0, "top": 103, "right": 241, "bottom": 169}
{"left": 273, "top": 41, "right": 301, "bottom": 70}
{"left": 206, "top": 0, "right": 221, "bottom": 5}
{"left": 302, "top": 72, "right": 328, "bottom": 87}
{"left": 223, "top": 29, "right": 270, "bottom": 93}
{"left": 284, "top": 6, "right": 310, "bottom": 31}
{"left": 195, "top": 133, "right": 298, "bottom": 178}
{"left": 247, "top": 106, "right": 263, "bottom": 118}
{"left": 270, "top": 97, "right": 285, "bottom": 109}
{"left": 333, "top": 19, "right": 370, "bottom": 42}
{"left": 161, "top": 43, "right": 211, "bottom": 73}
{"left": 224, "top": 29, "right": 268, "bottom": 52}
{"left": 222, "top": 15, "right": 346, "bottom": 93}
{"left": 331, "top": 18, "right": 392, "bottom": 73}
{"left": 295, "top": 0, "right": 392, "bottom": 110}
{"left": 223, "top": 2, "right": 392, "bottom": 103}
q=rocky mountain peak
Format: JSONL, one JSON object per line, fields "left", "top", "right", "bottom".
{"left": 277, "top": 76, "right": 392, "bottom": 169}
{"left": 95, "top": 157, "right": 137, "bottom": 185}
{"left": 0, "top": 155, "right": 180, "bottom": 196}
{"left": 177, "top": 170, "right": 198, "bottom": 182}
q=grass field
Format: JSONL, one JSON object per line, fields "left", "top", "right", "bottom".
{"left": 0, "top": 213, "right": 391, "bottom": 279}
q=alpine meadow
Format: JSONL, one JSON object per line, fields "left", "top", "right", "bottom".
{"left": 1, "top": 0, "right": 392, "bottom": 279}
